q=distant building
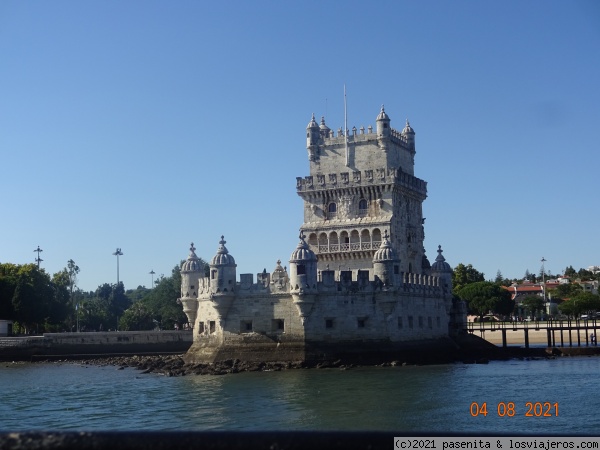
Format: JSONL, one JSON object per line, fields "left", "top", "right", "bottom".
{"left": 588, "top": 266, "right": 600, "bottom": 275}
{"left": 0, "top": 320, "right": 13, "bottom": 337}
{"left": 179, "top": 106, "right": 466, "bottom": 364}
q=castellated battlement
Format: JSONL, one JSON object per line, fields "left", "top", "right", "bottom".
{"left": 186, "top": 268, "right": 443, "bottom": 299}
{"left": 296, "top": 167, "right": 427, "bottom": 196}
{"left": 320, "top": 123, "right": 411, "bottom": 149}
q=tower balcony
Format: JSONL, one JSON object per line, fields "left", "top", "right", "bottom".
{"left": 317, "top": 241, "right": 381, "bottom": 254}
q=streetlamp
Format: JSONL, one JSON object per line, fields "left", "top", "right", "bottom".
{"left": 149, "top": 270, "right": 155, "bottom": 288}
{"left": 113, "top": 248, "right": 123, "bottom": 285}
{"left": 33, "top": 246, "right": 43, "bottom": 268}
{"left": 541, "top": 257, "right": 547, "bottom": 319}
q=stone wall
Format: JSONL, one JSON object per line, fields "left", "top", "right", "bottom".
{"left": 0, "top": 331, "right": 192, "bottom": 361}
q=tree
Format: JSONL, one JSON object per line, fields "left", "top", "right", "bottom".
{"left": 577, "top": 268, "right": 595, "bottom": 281}
{"left": 520, "top": 295, "right": 545, "bottom": 319}
{"left": 11, "top": 265, "right": 54, "bottom": 333}
{"left": 564, "top": 266, "right": 577, "bottom": 278}
{"left": 120, "top": 263, "right": 193, "bottom": 331}
{"left": 558, "top": 293, "right": 600, "bottom": 318}
{"left": 119, "top": 302, "right": 154, "bottom": 331}
{"left": 557, "top": 299, "right": 576, "bottom": 318}
{"left": 572, "top": 292, "right": 600, "bottom": 316}
{"left": 455, "top": 281, "right": 513, "bottom": 320}
{"left": 0, "top": 263, "right": 19, "bottom": 318}
{"left": 67, "top": 259, "right": 80, "bottom": 325}
{"left": 547, "top": 283, "right": 582, "bottom": 301}
{"left": 452, "top": 263, "right": 485, "bottom": 293}
{"left": 109, "top": 282, "right": 131, "bottom": 329}
{"left": 494, "top": 270, "right": 504, "bottom": 285}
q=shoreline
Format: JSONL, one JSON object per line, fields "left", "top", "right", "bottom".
{"left": 20, "top": 348, "right": 556, "bottom": 377}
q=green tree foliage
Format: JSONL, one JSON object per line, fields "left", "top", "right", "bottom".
{"left": 452, "top": 263, "right": 485, "bottom": 293}
{"left": 119, "top": 302, "right": 154, "bottom": 331}
{"left": 494, "top": 270, "right": 504, "bottom": 285}
{"left": 455, "top": 281, "right": 514, "bottom": 319}
{"left": 558, "top": 292, "right": 600, "bottom": 318}
{"left": 0, "top": 263, "right": 19, "bottom": 318}
{"left": 564, "top": 266, "right": 577, "bottom": 278}
{"left": 10, "top": 264, "right": 60, "bottom": 333}
{"left": 119, "top": 263, "right": 192, "bottom": 331}
{"left": 547, "top": 283, "right": 582, "bottom": 301}
{"left": 577, "top": 268, "right": 595, "bottom": 281}
{"left": 520, "top": 295, "right": 545, "bottom": 319}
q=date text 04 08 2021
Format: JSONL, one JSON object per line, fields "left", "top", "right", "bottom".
{"left": 469, "top": 402, "right": 558, "bottom": 417}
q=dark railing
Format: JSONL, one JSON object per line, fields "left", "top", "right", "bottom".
{"left": 466, "top": 318, "right": 600, "bottom": 349}
{"left": 466, "top": 318, "right": 599, "bottom": 332}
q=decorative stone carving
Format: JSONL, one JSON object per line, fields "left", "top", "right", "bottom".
{"left": 338, "top": 195, "right": 354, "bottom": 219}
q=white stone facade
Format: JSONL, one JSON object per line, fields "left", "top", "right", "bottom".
{"left": 180, "top": 106, "right": 464, "bottom": 364}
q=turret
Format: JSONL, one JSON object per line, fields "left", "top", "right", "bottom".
{"left": 319, "top": 116, "right": 331, "bottom": 139}
{"left": 209, "top": 236, "right": 237, "bottom": 294}
{"left": 429, "top": 245, "right": 466, "bottom": 333}
{"left": 429, "top": 245, "right": 452, "bottom": 293}
{"left": 373, "top": 230, "right": 397, "bottom": 287}
{"left": 208, "top": 236, "right": 237, "bottom": 324}
{"left": 306, "top": 113, "right": 320, "bottom": 162}
{"left": 401, "top": 119, "right": 416, "bottom": 150}
{"left": 179, "top": 242, "right": 203, "bottom": 327}
{"left": 289, "top": 232, "right": 318, "bottom": 323}
{"left": 270, "top": 259, "right": 289, "bottom": 291}
{"left": 376, "top": 105, "right": 391, "bottom": 150}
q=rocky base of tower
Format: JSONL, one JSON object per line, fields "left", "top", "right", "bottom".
{"left": 182, "top": 333, "right": 308, "bottom": 365}
{"left": 182, "top": 334, "right": 468, "bottom": 366}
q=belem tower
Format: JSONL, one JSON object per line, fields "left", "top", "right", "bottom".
{"left": 179, "top": 106, "right": 467, "bottom": 364}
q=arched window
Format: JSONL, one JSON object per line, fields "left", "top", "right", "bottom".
{"left": 358, "top": 199, "right": 368, "bottom": 217}
{"left": 328, "top": 202, "right": 337, "bottom": 219}
{"left": 360, "top": 229, "right": 371, "bottom": 250}
{"left": 350, "top": 230, "right": 360, "bottom": 250}
{"left": 329, "top": 232, "right": 339, "bottom": 252}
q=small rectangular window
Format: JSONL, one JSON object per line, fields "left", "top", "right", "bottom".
{"left": 428, "top": 317, "right": 433, "bottom": 329}
{"left": 419, "top": 316, "right": 424, "bottom": 328}
{"left": 397, "top": 317, "right": 403, "bottom": 329}
{"left": 209, "top": 321, "right": 216, "bottom": 334}
{"left": 408, "top": 316, "right": 413, "bottom": 329}
{"left": 325, "top": 319, "right": 334, "bottom": 329}
{"left": 198, "top": 322, "right": 205, "bottom": 334}
{"left": 271, "top": 319, "right": 284, "bottom": 332}
{"left": 297, "top": 264, "right": 306, "bottom": 275}
{"left": 357, "top": 318, "right": 366, "bottom": 328}
{"left": 437, "top": 317, "right": 441, "bottom": 328}
{"left": 240, "top": 320, "right": 253, "bottom": 333}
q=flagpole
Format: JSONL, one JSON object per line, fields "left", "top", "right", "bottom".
{"left": 344, "top": 84, "right": 349, "bottom": 167}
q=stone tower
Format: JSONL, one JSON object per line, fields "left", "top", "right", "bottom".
{"left": 296, "top": 106, "right": 428, "bottom": 275}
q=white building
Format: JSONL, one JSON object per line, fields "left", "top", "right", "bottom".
{"left": 180, "top": 106, "right": 465, "bottom": 364}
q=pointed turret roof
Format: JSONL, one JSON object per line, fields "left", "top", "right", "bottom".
{"left": 181, "top": 242, "right": 203, "bottom": 273}
{"left": 210, "top": 236, "right": 236, "bottom": 266}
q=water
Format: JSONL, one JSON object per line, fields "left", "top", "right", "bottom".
{"left": 1, "top": 357, "right": 598, "bottom": 434}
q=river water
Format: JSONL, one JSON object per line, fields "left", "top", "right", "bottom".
{"left": 1, "top": 357, "right": 598, "bottom": 435}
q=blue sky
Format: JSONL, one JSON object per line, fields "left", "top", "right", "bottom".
{"left": 1, "top": 1, "right": 599, "bottom": 292}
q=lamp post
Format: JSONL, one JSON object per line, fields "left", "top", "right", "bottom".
{"left": 149, "top": 270, "right": 155, "bottom": 289}
{"left": 33, "top": 246, "right": 43, "bottom": 268}
{"left": 541, "top": 257, "right": 547, "bottom": 319}
{"left": 113, "top": 248, "right": 123, "bottom": 285}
